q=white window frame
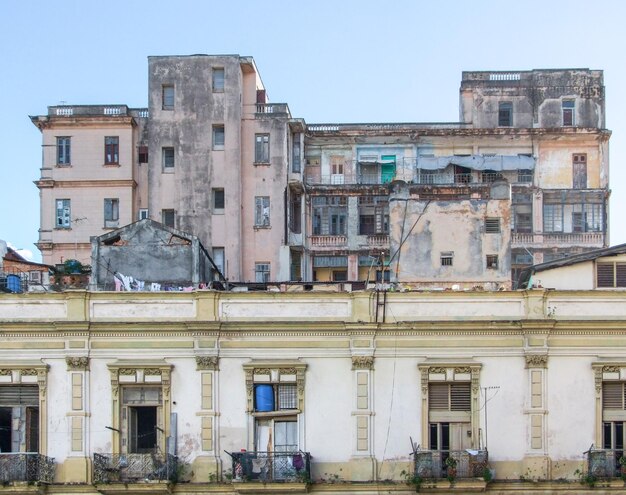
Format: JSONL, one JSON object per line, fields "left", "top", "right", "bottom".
{"left": 138, "top": 209, "right": 149, "bottom": 220}
{"left": 255, "top": 262, "right": 270, "bottom": 283}
{"left": 56, "top": 199, "right": 71, "bottom": 229}
{"left": 56, "top": 136, "right": 71, "bottom": 165}
{"left": 255, "top": 196, "right": 270, "bottom": 227}
{"left": 255, "top": 134, "right": 270, "bottom": 164}
{"left": 104, "top": 198, "right": 120, "bottom": 228}
{"left": 562, "top": 99, "right": 575, "bottom": 127}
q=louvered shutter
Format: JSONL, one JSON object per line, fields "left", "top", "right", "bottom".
{"left": 450, "top": 383, "right": 471, "bottom": 411}
{"left": 603, "top": 382, "right": 626, "bottom": 421}
{"left": 0, "top": 385, "right": 39, "bottom": 406}
{"left": 429, "top": 383, "right": 471, "bottom": 422}
{"left": 429, "top": 383, "right": 449, "bottom": 410}
{"left": 616, "top": 264, "right": 626, "bottom": 288}
{"left": 597, "top": 263, "right": 615, "bottom": 288}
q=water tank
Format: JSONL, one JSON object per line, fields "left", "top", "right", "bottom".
{"left": 255, "top": 385, "right": 274, "bottom": 411}
{"left": 6, "top": 274, "right": 22, "bottom": 293}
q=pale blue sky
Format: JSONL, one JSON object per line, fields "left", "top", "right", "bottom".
{"left": 2, "top": 0, "right": 625, "bottom": 261}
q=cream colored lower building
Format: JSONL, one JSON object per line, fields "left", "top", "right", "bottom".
{"left": 1, "top": 288, "right": 625, "bottom": 494}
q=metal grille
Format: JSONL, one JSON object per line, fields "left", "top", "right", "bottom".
{"left": 0, "top": 453, "right": 55, "bottom": 483}
{"left": 414, "top": 450, "right": 488, "bottom": 479}
{"left": 278, "top": 385, "right": 297, "bottom": 410}
{"left": 230, "top": 451, "right": 310, "bottom": 482}
{"left": 93, "top": 453, "right": 177, "bottom": 483}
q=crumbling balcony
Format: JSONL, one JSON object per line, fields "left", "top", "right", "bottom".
{"left": 586, "top": 448, "right": 623, "bottom": 479}
{"left": 93, "top": 453, "right": 177, "bottom": 483}
{"left": 0, "top": 453, "right": 55, "bottom": 483}
{"left": 229, "top": 451, "right": 311, "bottom": 483}
{"left": 414, "top": 449, "right": 488, "bottom": 480}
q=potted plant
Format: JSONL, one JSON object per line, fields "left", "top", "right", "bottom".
{"left": 445, "top": 456, "right": 457, "bottom": 482}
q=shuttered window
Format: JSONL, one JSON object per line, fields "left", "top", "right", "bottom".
{"left": 429, "top": 383, "right": 470, "bottom": 411}
{"left": 0, "top": 385, "right": 39, "bottom": 406}
{"left": 597, "top": 263, "right": 626, "bottom": 288}
{"left": 603, "top": 382, "right": 625, "bottom": 410}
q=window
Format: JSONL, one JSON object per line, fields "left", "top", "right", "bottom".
{"left": 104, "top": 198, "right": 119, "bottom": 228}
{"left": 138, "top": 145, "right": 148, "bottom": 164}
{"left": 0, "top": 385, "right": 40, "bottom": 453}
{"left": 213, "top": 188, "right": 225, "bottom": 212}
{"left": 485, "top": 217, "right": 501, "bottom": 234}
{"left": 255, "top": 134, "right": 270, "bottom": 163}
{"left": 138, "top": 209, "right": 149, "bottom": 220}
{"left": 56, "top": 199, "right": 71, "bottom": 228}
{"left": 330, "top": 156, "right": 345, "bottom": 184}
{"left": 255, "top": 196, "right": 270, "bottom": 227}
{"left": 162, "top": 85, "right": 174, "bottom": 110}
{"left": 543, "top": 204, "right": 563, "bottom": 233}
{"left": 104, "top": 137, "right": 119, "bottom": 164}
{"left": 428, "top": 382, "right": 471, "bottom": 451}
{"left": 255, "top": 262, "right": 270, "bottom": 283}
{"left": 123, "top": 387, "right": 160, "bottom": 453}
{"left": 212, "top": 68, "right": 224, "bottom": 92}
{"left": 212, "top": 247, "right": 225, "bottom": 279}
{"left": 602, "top": 381, "right": 626, "bottom": 452}
{"left": 573, "top": 154, "right": 587, "bottom": 189}
{"left": 333, "top": 270, "right": 348, "bottom": 281}
{"left": 289, "top": 193, "right": 302, "bottom": 234}
{"left": 358, "top": 196, "right": 389, "bottom": 235}
{"left": 57, "top": 137, "right": 71, "bottom": 165}
{"left": 162, "top": 147, "right": 175, "bottom": 170}
{"left": 597, "top": 263, "right": 626, "bottom": 288}
{"left": 441, "top": 252, "right": 454, "bottom": 266}
{"left": 161, "top": 209, "right": 175, "bottom": 228}
{"left": 498, "top": 102, "right": 512, "bottom": 127}
{"left": 517, "top": 169, "right": 533, "bottom": 183}
{"left": 292, "top": 134, "right": 301, "bottom": 173}
{"left": 29, "top": 270, "right": 42, "bottom": 283}
{"left": 213, "top": 125, "right": 225, "bottom": 150}
{"left": 243, "top": 362, "right": 306, "bottom": 461}
{"left": 312, "top": 196, "right": 347, "bottom": 236}
{"left": 562, "top": 100, "right": 575, "bottom": 127}
{"left": 486, "top": 254, "right": 499, "bottom": 269}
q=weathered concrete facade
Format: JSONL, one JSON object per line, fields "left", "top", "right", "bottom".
{"left": 31, "top": 64, "right": 610, "bottom": 286}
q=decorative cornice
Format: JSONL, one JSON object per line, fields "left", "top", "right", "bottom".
{"left": 525, "top": 354, "right": 548, "bottom": 368}
{"left": 196, "top": 356, "right": 219, "bottom": 370}
{"left": 603, "top": 366, "right": 620, "bottom": 373}
{"left": 352, "top": 356, "right": 374, "bottom": 370}
{"left": 66, "top": 356, "right": 89, "bottom": 370}
{"left": 429, "top": 367, "right": 447, "bottom": 374}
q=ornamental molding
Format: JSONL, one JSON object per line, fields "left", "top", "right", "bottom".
{"left": 66, "top": 356, "right": 89, "bottom": 370}
{"left": 352, "top": 356, "right": 374, "bottom": 370}
{"left": 144, "top": 369, "right": 162, "bottom": 376}
{"left": 0, "top": 369, "right": 11, "bottom": 376}
{"left": 196, "top": 356, "right": 219, "bottom": 370}
{"left": 603, "top": 366, "right": 620, "bottom": 373}
{"left": 525, "top": 354, "right": 548, "bottom": 368}
{"left": 428, "top": 367, "right": 447, "bottom": 374}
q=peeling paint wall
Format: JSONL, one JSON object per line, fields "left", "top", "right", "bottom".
{"left": 389, "top": 181, "right": 511, "bottom": 288}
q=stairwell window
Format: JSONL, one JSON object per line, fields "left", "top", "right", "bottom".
{"left": 162, "top": 85, "right": 174, "bottom": 110}
{"left": 441, "top": 252, "right": 454, "bottom": 267}
{"left": 213, "top": 125, "right": 225, "bottom": 150}
{"left": 562, "top": 100, "right": 575, "bottom": 127}
{"left": 104, "top": 198, "right": 119, "bottom": 228}
{"left": 56, "top": 199, "right": 71, "bottom": 228}
{"left": 255, "top": 196, "right": 270, "bottom": 227}
{"left": 161, "top": 209, "right": 175, "bottom": 228}
{"left": 56, "top": 137, "right": 71, "bottom": 165}
{"left": 255, "top": 134, "right": 270, "bottom": 164}
{"left": 212, "top": 68, "right": 224, "bottom": 92}
{"left": 162, "top": 147, "right": 175, "bottom": 171}
{"left": 213, "top": 188, "right": 225, "bottom": 213}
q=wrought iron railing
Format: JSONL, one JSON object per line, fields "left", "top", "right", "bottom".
{"left": 586, "top": 448, "right": 623, "bottom": 478}
{"left": 414, "top": 450, "right": 488, "bottom": 479}
{"left": 0, "top": 453, "right": 55, "bottom": 483}
{"left": 229, "top": 451, "right": 311, "bottom": 482}
{"left": 93, "top": 453, "right": 177, "bottom": 483}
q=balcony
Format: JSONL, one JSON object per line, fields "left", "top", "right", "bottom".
{"left": 586, "top": 448, "right": 623, "bottom": 479}
{"left": 0, "top": 453, "right": 55, "bottom": 483}
{"left": 93, "top": 453, "right": 177, "bottom": 484}
{"left": 414, "top": 449, "right": 488, "bottom": 480}
{"left": 255, "top": 103, "right": 291, "bottom": 118}
{"left": 229, "top": 451, "right": 311, "bottom": 483}
{"left": 310, "top": 235, "right": 347, "bottom": 247}
{"left": 366, "top": 234, "right": 389, "bottom": 247}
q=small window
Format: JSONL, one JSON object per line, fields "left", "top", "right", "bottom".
{"left": 56, "top": 199, "right": 71, "bottom": 228}
{"left": 138, "top": 145, "right": 148, "bottom": 164}
{"left": 255, "top": 134, "right": 270, "bottom": 164}
{"left": 104, "top": 198, "right": 119, "bottom": 228}
{"left": 56, "top": 137, "right": 71, "bottom": 165}
{"left": 573, "top": 153, "right": 587, "bottom": 189}
{"left": 212, "top": 247, "right": 225, "bottom": 279}
{"left": 562, "top": 100, "right": 575, "bottom": 127}
{"left": 162, "top": 147, "right": 175, "bottom": 170}
{"left": 29, "top": 271, "right": 42, "bottom": 283}
{"left": 138, "top": 209, "right": 149, "bottom": 220}
{"left": 162, "top": 209, "right": 175, "bottom": 228}
{"left": 213, "top": 188, "right": 225, "bottom": 211}
{"left": 485, "top": 217, "right": 501, "bottom": 234}
{"left": 255, "top": 196, "right": 270, "bottom": 227}
{"left": 212, "top": 68, "right": 224, "bottom": 92}
{"left": 332, "top": 270, "right": 348, "bottom": 282}
{"left": 543, "top": 204, "right": 563, "bottom": 233}
{"left": 213, "top": 125, "right": 225, "bottom": 150}
{"left": 255, "top": 263, "right": 270, "bottom": 283}
{"left": 440, "top": 251, "right": 454, "bottom": 266}
{"left": 105, "top": 137, "right": 119, "bottom": 164}
{"left": 486, "top": 254, "right": 499, "bottom": 269}
{"left": 292, "top": 134, "right": 301, "bottom": 173}
{"left": 162, "top": 85, "right": 174, "bottom": 110}
{"left": 517, "top": 169, "right": 533, "bottom": 183}
{"left": 498, "top": 102, "right": 512, "bottom": 127}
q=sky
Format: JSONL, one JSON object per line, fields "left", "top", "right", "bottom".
{"left": 1, "top": 0, "right": 625, "bottom": 262}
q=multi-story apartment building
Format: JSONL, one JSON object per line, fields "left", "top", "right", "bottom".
{"left": 31, "top": 60, "right": 610, "bottom": 285}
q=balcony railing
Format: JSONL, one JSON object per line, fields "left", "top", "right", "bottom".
{"left": 0, "top": 453, "right": 55, "bottom": 483}
{"left": 255, "top": 103, "right": 290, "bottom": 117}
{"left": 93, "top": 453, "right": 177, "bottom": 483}
{"left": 310, "top": 235, "right": 347, "bottom": 247}
{"left": 512, "top": 232, "right": 605, "bottom": 246}
{"left": 229, "top": 451, "right": 311, "bottom": 483}
{"left": 414, "top": 450, "right": 488, "bottom": 479}
{"left": 586, "top": 448, "right": 623, "bottom": 479}
{"left": 366, "top": 234, "right": 389, "bottom": 247}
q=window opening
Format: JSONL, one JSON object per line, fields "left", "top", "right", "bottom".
{"left": 162, "top": 85, "right": 174, "bottom": 110}
{"left": 105, "top": 136, "right": 119, "bottom": 164}
{"left": 57, "top": 137, "right": 71, "bottom": 165}
{"left": 212, "top": 68, "right": 224, "bottom": 92}
{"left": 498, "top": 102, "right": 512, "bottom": 126}
{"left": 562, "top": 100, "right": 575, "bottom": 126}
{"left": 255, "top": 134, "right": 270, "bottom": 163}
